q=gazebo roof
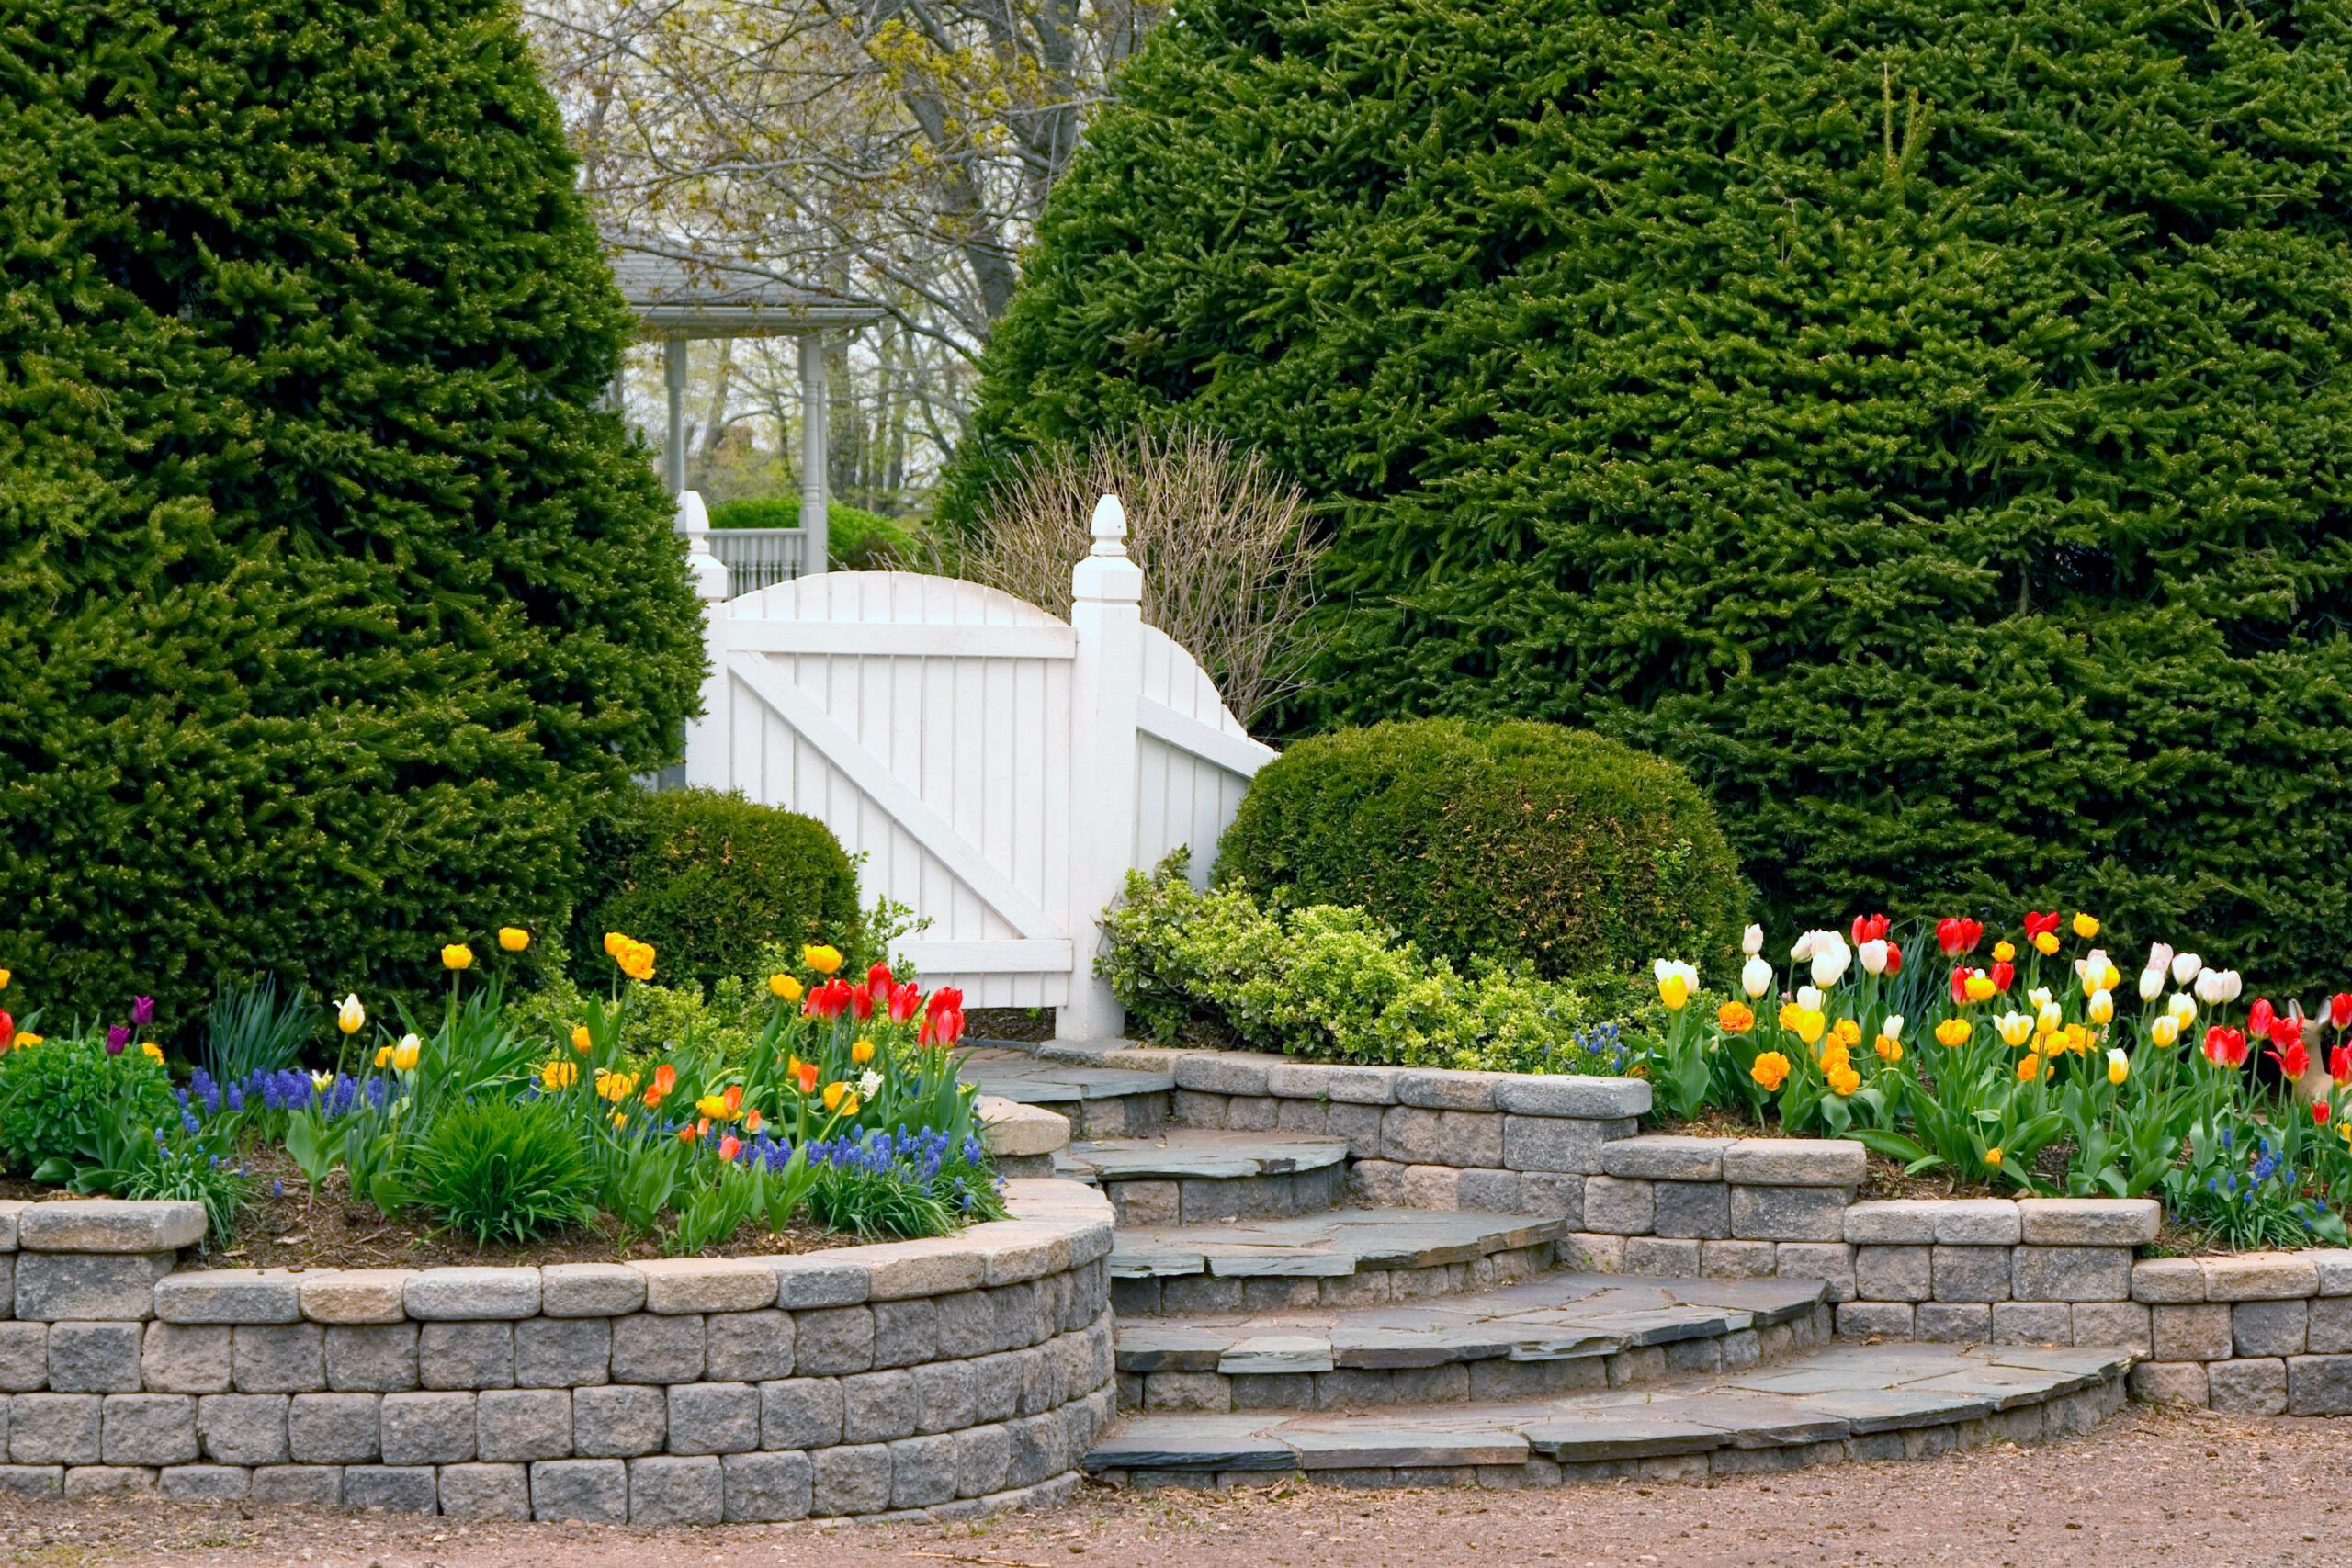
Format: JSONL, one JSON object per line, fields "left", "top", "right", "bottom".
{"left": 608, "top": 234, "right": 884, "bottom": 340}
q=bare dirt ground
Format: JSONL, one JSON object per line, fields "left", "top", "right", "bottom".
{"left": 2, "top": 1406, "right": 2346, "bottom": 1568}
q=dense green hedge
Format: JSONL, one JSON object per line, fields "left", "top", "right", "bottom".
{"left": 1217, "top": 720, "right": 1745, "bottom": 977}
{"left": 572, "top": 788, "right": 861, "bottom": 994}
{"left": 0, "top": 0, "right": 705, "bottom": 1021}
{"left": 708, "top": 496, "right": 925, "bottom": 570}
{"left": 946, "top": 0, "right": 2352, "bottom": 989}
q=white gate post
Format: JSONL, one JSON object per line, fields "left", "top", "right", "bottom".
{"left": 676, "top": 489, "right": 735, "bottom": 790}
{"left": 1057, "top": 493, "right": 1144, "bottom": 1040}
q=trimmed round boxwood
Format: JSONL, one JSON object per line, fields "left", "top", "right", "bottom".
{"left": 1216, "top": 719, "right": 1746, "bottom": 978}
{"left": 571, "top": 788, "right": 861, "bottom": 993}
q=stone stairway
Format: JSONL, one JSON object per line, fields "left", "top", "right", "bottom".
{"left": 960, "top": 1045, "right": 2138, "bottom": 1490}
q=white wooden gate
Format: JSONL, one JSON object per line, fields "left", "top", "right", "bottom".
{"left": 678, "top": 494, "right": 1274, "bottom": 1036}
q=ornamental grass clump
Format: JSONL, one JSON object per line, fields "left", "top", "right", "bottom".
{"left": 411, "top": 1097, "right": 598, "bottom": 1248}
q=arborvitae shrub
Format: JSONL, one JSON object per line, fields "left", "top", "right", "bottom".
{"left": 1216, "top": 720, "right": 1746, "bottom": 978}
{"left": 0, "top": 1, "right": 705, "bottom": 1019}
{"left": 948, "top": 0, "right": 2352, "bottom": 988}
{"left": 571, "top": 788, "right": 860, "bottom": 994}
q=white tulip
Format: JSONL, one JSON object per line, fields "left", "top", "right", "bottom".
{"left": 1797, "top": 985, "right": 1823, "bottom": 1012}
{"left": 2137, "top": 966, "right": 2165, "bottom": 1003}
{"left": 1859, "top": 939, "right": 1889, "bottom": 976}
{"left": 2171, "top": 952, "right": 2202, "bottom": 987}
{"left": 1740, "top": 956, "right": 1774, "bottom": 999}
{"left": 2028, "top": 986, "right": 2053, "bottom": 1010}
{"left": 2038, "top": 1000, "right": 2064, "bottom": 1032}
{"left": 1742, "top": 924, "right": 1765, "bottom": 957}
{"left": 1790, "top": 931, "right": 1817, "bottom": 962}
{"left": 2168, "top": 992, "right": 2198, "bottom": 1025}
{"left": 2216, "top": 969, "right": 2243, "bottom": 1004}
{"left": 1881, "top": 1013, "right": 1905, "bottom": 1043}
{"left": 1809, "top": 933, "right": 1852, "bottom": 988}
{"left": 2146, "top": 942, "right": 2175, "bottom": 976}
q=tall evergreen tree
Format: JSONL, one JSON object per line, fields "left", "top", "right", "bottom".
{"left": 0, "top": 0, "right": 706, "bottom": 1017}
{"left": 948, "top": 0, "right": 2352, "bottom": 986}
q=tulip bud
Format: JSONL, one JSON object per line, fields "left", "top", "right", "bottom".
{"left": 1797, "top": 985, "right": 1823, "bottom": 1012}
{"left": 2146, "top": 942, "right": 2174, "bottom": 975}
{"left": 2194, "top": 968, "right": 2225, "bottom": 1006}
{"left": 1742, "top": 924, "right": 1764, "bottom": 957}
{"left": 2150, "top": 1014, "right": 2180, "bottom": 1048}
{"left": 1810, "top": 934, "right": 1851, "bottom": 988}
{"left": 2088, "top": 989, "right": 2114, "bottom": 1024}
{"left": 2137, "top": 966, "right": 2165, "bottom": 1003}
{"left": 2029, "top": 987, "right": 2052, "bottom": 1010}
{"left": 1790, "top": 932, "right": 1816, "bottom": 962}
{"left": 1739, "top": 956, "right": 1774, "bottom": 998}
{"left": 337, "top": 994, "right": 366, "bottom": 1036}
{"left": 1881, "top": 1013, "right": 1905, "bottom": 1043}
{"left": 2107, "top": 1048, "right": 2129, "bottom": 1086}
{"left": 2169, "top": 992, "right": 2198, "bottom": 1025}
{"left": 2218, "top": 970, "right": 2244, "bottom": 1003}
{"left": 2172, "top": 952, "right": 2202, "bottom": 987}
{"left": 1859, "top": 939, "right": 1888, "bottom": 976}
{"left": 2038, "top": 1000, "right": 2064, "bottom": 1032}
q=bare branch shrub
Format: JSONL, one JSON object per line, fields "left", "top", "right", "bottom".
{"left": 962, "top": 426, "right": 1321, "bottom": 728}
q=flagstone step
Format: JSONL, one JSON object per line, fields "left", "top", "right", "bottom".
{"left": 1114, "top": 1271, "right": 1831, "bottom": 1411}
{"left": 1059, "top": 1128, "right": 1354, "bottom": 1224}
{"left": 1109, "top": 1207, "right": 1567, "bottom": 1313}
{"left": 958, "top": 1045, "right": 1174, "bottom": 1138}
{"left": 1085, "top": 1340, "right": 2135, "bottom": 1490}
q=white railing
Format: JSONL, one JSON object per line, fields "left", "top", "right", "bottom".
{"left": 706, "top": 526, "right": 811, "bottom": 597}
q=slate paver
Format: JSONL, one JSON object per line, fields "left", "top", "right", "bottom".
{"left": 1061, "top": 1129, "right": 1351, "bottom": 1182}
{"left": 1109, "top": 1208, "right": 1566, "bottom": 1282}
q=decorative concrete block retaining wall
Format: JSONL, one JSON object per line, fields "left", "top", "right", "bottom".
{"left": 0, "top": 1179, "right": 1116, "bottom": 1522}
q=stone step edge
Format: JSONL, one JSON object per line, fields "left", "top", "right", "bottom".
{"left": 1108, "top": 1212, "right": 1566, "bottom": 1280}
{"left": 1062, "top": 1131, "right": 1354, "bottom": 1184}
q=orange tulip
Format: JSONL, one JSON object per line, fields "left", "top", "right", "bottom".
{"left": 796, "top": 1060, "right": 820, "bottom": 1096}
{"left": 718, "top": 1135, "right": 741, "bottom": 1162}
{"left": 722, "top": 1084, "right": 743, "bottom": 1117}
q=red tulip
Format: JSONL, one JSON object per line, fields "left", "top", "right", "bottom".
{"left": 2268, "top": 1038, "right": 2312, "bottom": 1080}
{"left": 2249, "top": 998, "right": 2276, "bottom": 1038}
{"left": 1850, "top": 913, "right": 1891, "bottom": 945}
{"left": 920, "top": 1006, "right": 966, "bottom": 1048}
{"left": 803, "top": 978, "right": 854, "bottom": 1020}
{"left": 887, "top": 981, "right": 922, "bottom": 1024}
{"left": 2315, "top": 1101, "right": 2333, "bottom": 1126}
{"left": 2022, "top": 910, "right": 2063, "bottom": 940}
{"left": 1990, "top": 960, "right": 2015, "bottom": 994}
{"left": 2331, "top": 1043, "right": 2352, "bottom": 1085}
{"left": 1949, "top": 966, "right": 1974, "bottom": 1005}
{"left": 850, "top": 987, "right": 875, "bottom": 1021}
{"left": 2331, "top": 992, "right": 2352, "bottom": 1031}
{"left": 1935, "top": 917, "right": 1983, "bottom": 956}
{"left": 1883, "top": 940, "right": 1903, "bottom": 977}
{"left": 0, "top": 1010, "right": 12, "bottom": 1050}
{"left": 925, "top": 987, "right": 964, "bottom": 1020}
{"left": 2203, "top": 1026, "right": 2248, "bottom": 1068}
{"left": 718, "top": 1134, "right": 741, "bottom": 1162}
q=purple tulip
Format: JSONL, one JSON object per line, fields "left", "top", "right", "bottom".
{"left": 130, "top": 996, "right": 154, "bottom": 1026}
{"left": 105, "top": 1025, "right": 130, "bottom": 1055}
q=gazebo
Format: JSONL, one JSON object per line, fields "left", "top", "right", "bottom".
{"left": 607, "top": 234, "right": 884, "bottom": 573}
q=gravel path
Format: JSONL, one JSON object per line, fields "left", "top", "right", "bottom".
{"left": 2, "top": 1406, "right": 2346, "bottom": 1568}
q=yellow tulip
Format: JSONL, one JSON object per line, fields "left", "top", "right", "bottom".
{"left": 1936, "top": 1019, "right": 1972, "bottom": 1047}
{"left": 1830, "top": 1017, "right": 1862, "bottom": 1050}
{"left": 442, "top": 943, "right": 473, "bottom": 972}
{"left": 2088, "top": 989, "right": 2114, "bottom": 1025}
{"left": 1659, "top": 974, "right": 1690, "bottom": 1010}
{"left": 336, "top": 993, "right": 367, "bottom": 1035}
{"left": 141, "top": 1042, "right": 164, "bottom": 1064}
{"left": 604, "top": 931, "right": 628, "bottom": 958}
{"left": 822, "top": 1081, "right": 848, "bottom": 1111}
{"left": 1717, "top": 1001, "right": 1756, "bottom": 1034}
{"left": 1826, "top": 1064, "right": 1861, "bottom": 1097}
{"left": 769, "top": 973, "right": 805, "bottom": 1002}
{"left": 851, "top": 1038, "right": 876, "bottom": 1066}
{"left": 1962, "top": 974, "right": 1996, "bottom": 1003}
{"left": 2107, "top": 1049, "right": 2130, "bottom": 1087}
{"left": 803, "top": 943, "right": 844, "bottom": 976}
{"left": 15, "top": 1032, "right": 40, "bottom": 1047}
{"left": 2073, "top": 912, "right": 2100, "bottom": 940}
{"left": 1991, "top": 941, "right": 2016, "bottom": 964}
{"left": 2032, "top": 931, "right": 2061, "bottom": 956}
{"left": 695, "top": 1093, "right": 729, "bottom": 1121}
{"left": 610, "top": 1111, "right": 628, "bottom": 1129}
{"left": 1792, "top": 1008, "right": 1826, "bottom": 1046}
{"left": 840, "top": 1093, "right": 861, "bottom": 1116}
{"left": 615, "top": 939, "right": 656, "bottom": 982}
{"left": 499, "top": 927, "right": 530, "bottom": 953}
{"left": 1994, "top": 1012, "right": 2034, "bottom": 1048}
{"left": 1749, "top": 1051, "right": 1792, "bottom": 1091}
{"left": 539, "top": 1058, "right": 579, "bottom": 1091}
{"left": 392, "top": 1034, "right": 422, "bottom": 1072}
{"left": 571, "top": 1025, "right": 593, "bottom": 1054}
{"left": 1985, "top": 1146, "right": 2004, "bottom": 1167}
{"left": 2150, "top": 1015, "right": 2181, "bottom": 1048}
{"left": 1776, "top": 1000, "right": 1805, "bottom": 1032}
{"left": 0, "top": 967, "right": 9, "bottom": 989}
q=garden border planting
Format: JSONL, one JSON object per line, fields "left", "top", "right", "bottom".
{"left": 0, "top": 1164, "right": 1118, "bottom": 1522}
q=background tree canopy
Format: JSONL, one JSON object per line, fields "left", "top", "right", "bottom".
{"left": 0, "top": 0, "right": 706, "bottom": 1019}
{"left": 946, "top": 0, "right": 2352, "bottom": 987}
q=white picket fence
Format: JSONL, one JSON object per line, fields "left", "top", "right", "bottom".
{"left": 674, "top": 491, "right": 1273, "bottom": 1037}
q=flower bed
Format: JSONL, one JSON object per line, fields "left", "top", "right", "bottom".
{"left": 0, "top": 932, "right": 1003, "bottom": 1261}
{"left": 0, "top": 1180, "right": 1115, "bottom": 1519}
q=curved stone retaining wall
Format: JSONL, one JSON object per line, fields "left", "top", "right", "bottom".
{"left": 0, "top": 1179, "right": 1116, "bottom": 1522}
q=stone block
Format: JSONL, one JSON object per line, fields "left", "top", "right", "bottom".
{"left": 142, "top": 1322, "right": 232, "bottom": 1393}
{"left": 249, "top": 1464, "right": 344, "bottom": 1506}
{"left": 1400, "top": 1165, "right": 1462, "bottom": 1210}
{"left": 1652, "top": 1181, "right": 1732, "bottom": 1240}
{"left": 6, "top": 1394, "right": 99, "bottom": 1463}
{"left": 62, "top": 1465, "right": 156, "bottom": 1498}
{"left": 571, "top": 1383, "right": 666, "bottom": 1457}
{"left": 2069, "top": 1301, "right": 2152, "bottom": 1354}
{"left": 2311, "top": 1296, "right": 2352, "bottom": 1354}
{"left": 1720, "top": 1138, "right": 1865, "bottom": 1187}
{"left": 2012, "top": 1247, "right": 2130, "bottom": 1303}
{"left": 1492, "top": 1076, "right": 1649, "bottom": 1119}
{"left": 2204, "top": 1252, "right": 2322, "bottom": 1302}
{"left": 1385, "top": 1108, "right": 1503, "bottom": 1168}
{"left": 2131, "top": 1258, "right": 2207, "bottom": 1303}
{"left": 342, "top": 1463, "right": 437, "bottom": 1514}
{"left": 404, "top": 1268, "right": 541, "bottom": 1321}
{"left": 100, "top": 1393, "right": 198, "bottom": 1465}
{"left": 324, "top": 1323, "right": 418, "bottom": 1392}
{"left": 1843, "top": 1199, "right": 2018, "bottom": 1246}
{"left": 160, "top": 1464, "right": 250, "bottom": 1502}
{"left": 2015, "top": 1198, "right": 2160, "bottom": 1246}
{"left": 380, "top": 1391, "right": 477, "bottom": 1465}
{"left": 933, "top": 1290, "right": 998, "bottom": 1360}
{"left": 954, "top": 1422, "right": 1012, "bottom": 1497}
{"left": 635, "top": 1258, "right": 778, "bottom": 1315}
{"left": 1172, "top": 1053, "right": 1275, "bottom": 1097}
{"left": 418, "top": 1321, "right": 514, "bottom": 1389}
{"left": 1599, "top": 1134, "right": 1724, "bottom": 1181}
{"left": 153, "top": 1270, "right": 301, "bottom": 1325}
{"left": 196, "top": 1393, "right": 287, "bottom": 1465}
{"left": 2233, "top": 1299, "right": 2309, "bottom": 1357}
{"left": 793, "top": 1305, "right": 875, "bottom": 1375}
{"left": 477, "top": 1387, "right": 573, "bottom": 1461}
{"left": 1323, "top": 1102, "right": 1385, "bottom": 1158}
{"left": 1395, "top": 1070, "right": 1510, "bottom": 1111}
{"left": 1456, "top": 1168, "right": 1523, "bottom": 1212}
{"left": 14, "top": 1252, "right": 168, "bottom": 1321}
{"left": 0, "top": 1324, "right": 46, "bottom": 1391}
{"left": 1697, "top": 1239, "right": 1776, "bottom": 1278}
{"left": 530, "top": 1457, "right": 629, "bottom": 1522}
{"left": 16, "top": 1201, "right": 203, "bottom": 1254}
{"left": 515, "top": 1316, "right": 610, "bottom": 1388}
{"left": 630, "top": 1453, "right": 723, "bottom": 1525}
{"left": 2153, "top": 1303, "right": 2235, "bottom": 1362}
{"left": 0, "top": 1465, "right": 59, "bottom": 1497}
{"left": 914, "top": 1359, "right": 978, "bottom": 1434}
{"left": 1730, "top": 1185, "right": 1849, "bottom": 1243}
{"left": 1916, "top": 1302, "right": 1991, "bottom": 1342}
{"left": 1348, "top": 1160, "right": 1407, "bottom": 1207}
{"left": 722, "top": 1449, "right": 813, "bottom": 1521}
{"left": 1836, "top": 1302, "right": 1914, "bottom": 1339}
{"left": 437, "top": 1461, "right": 531, "bottom": 1520}
{"left": 297, "top": 1270, "right": 410, "bottom": 1325}
{"left": 287, "top": 1393, "right": 380, "bottom": 1463}
{"left": 872, "top": 1298, "right": 938, "bottom": 1368}
{"left": 1581, "top": 1176, "right": 1656, "bottom": 1235}
{"left": 666, "top": 1382, "right": 759, "bottom": 1455}
{"left": 842, "top": 1368, "right": 918, "bottom": 1443}
{"left": 2128, "top": 1360, "right": 2209, "bottom": 1406}
{"left": 1501, "top": 1115, "right": 1616, "bottom": 1175}
{"left": 1990, "top": 1302, "right": 2072, "bottom": 1345}
{"left": 1855, "top": 1245, "right": 1933, "bottom": 1303}
{"left": 49, "top": 1320, "right": 144, "bottom": 1392}
{"left": 2206, "top": 1356, "right": 2288, "bottom": 1415}
{"left": 610, "top": 1312, "right": 705, "bottom": 1384}
{"left": 540, "top": 1262, "right": 647, "bottom": 1319}
{"left": 1774, "top": 1243, "right": 1856, "bottom": 1303}
{"left": 889, "top": 1430, "right": 961, "bottom": 1507}
{"left": 2286, "top": 1355, "right": 2352, "bottom": 1416}
{"left": 1622, "top": 1237, "right": 1700, "bottom": 1276}
{"left": 761, "top": 1377, "right": 844, "bottom": 1450}
{"left": 1517, "top": 1173, "right": 1585, "bottom": 1226}
{"left": 1930, "top": 1246, "right": 2012, "bottom": 1303}
{"left": 0, "top": 1201, "right": 20, "bottom": 1252}
{"left": 811, "top": 1442, "right": 894, "bottom": 1517}
{"left": 232, "top": 1323, "right": 324, "bottom": 1393}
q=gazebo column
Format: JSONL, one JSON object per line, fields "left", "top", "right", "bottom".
{"left": 798, "top": 332, "right": 829, "bottom": 574}
{"left": 663, "top": 336, "right": 689, "bottom": 495}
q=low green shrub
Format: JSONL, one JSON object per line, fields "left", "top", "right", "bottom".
{"left": 571, "top": 788, "right": 862, "bottom": 995}
{"left": 707, "top": 496, "right": 929, "bottom": 570}
{"left": 1098, "top": 853, "right": 1631, "bottom": 1073}
{"left": 1216, "top": 720, "right": 1747, "bottom": 981}
{"left": 0, "top": 1038, "right": 179, "bottom": 1175}
{"left": 411, "top": 1097, "right": 598, "bottom": 1247}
